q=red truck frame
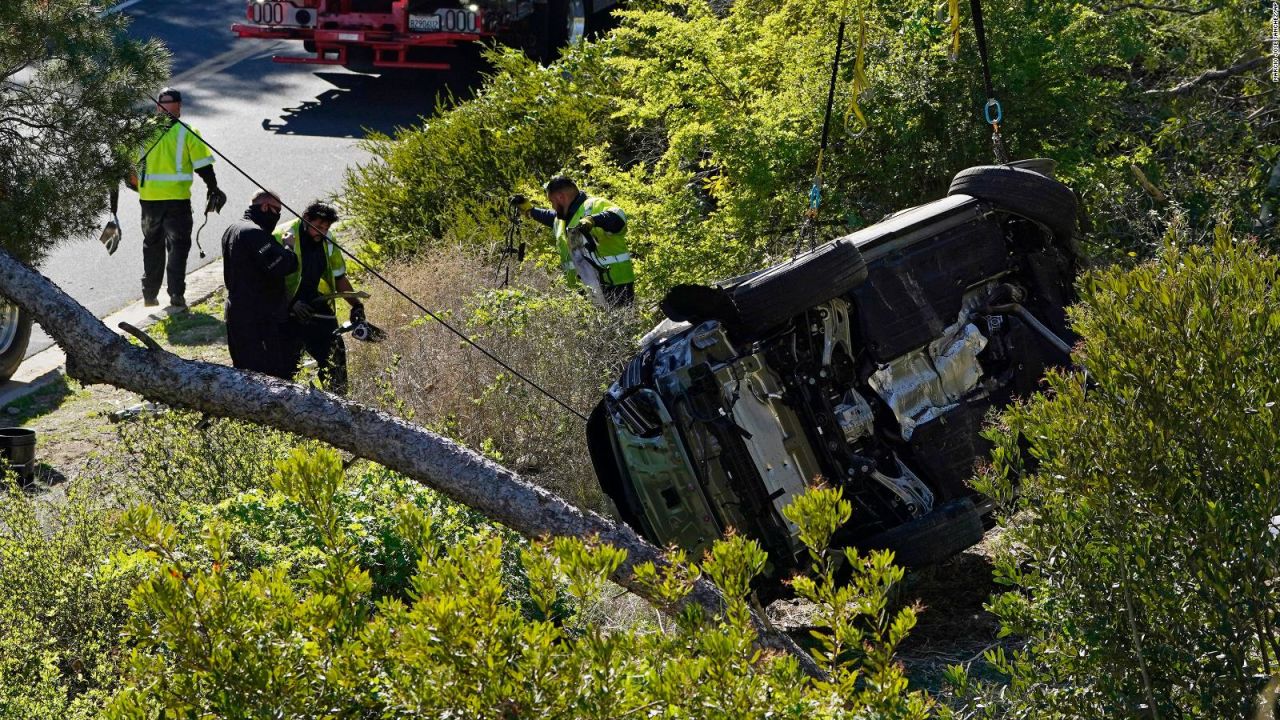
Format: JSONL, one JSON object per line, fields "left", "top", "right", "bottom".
{"left": 232, "top": 0, "right": 612, "bottom": 71}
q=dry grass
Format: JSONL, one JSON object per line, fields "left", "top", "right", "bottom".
{"left": 348, "top": 246, "right": 650, "bottom": 512}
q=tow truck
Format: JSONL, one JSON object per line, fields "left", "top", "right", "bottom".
{"left": 231, "top": 0, "right": 616, "bottom": 71}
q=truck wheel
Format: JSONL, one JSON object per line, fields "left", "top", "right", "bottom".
{"left": 947, "top": 165, "right": 1078, "bottom": 246}
{"left": 728, "top": 238, "right": 868, "bottom": 338}
{"left": 0, "top": 301, "right": 32, "bottom": 383}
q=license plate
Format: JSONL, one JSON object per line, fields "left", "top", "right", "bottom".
{"left": 410, "top": 9, "right": 478, "bottom": 33}
{"left": 408, "top": 13, "right": 441, "bottom": 31}
{"left": 247, "top": 1, "right": 316, "bottom": 27}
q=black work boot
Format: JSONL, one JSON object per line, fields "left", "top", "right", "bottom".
{"left": 143, "top": 294, "right": 159, "bottom": 307}
{"left": 168, "top": 295, "right": 187, "bottom": 309}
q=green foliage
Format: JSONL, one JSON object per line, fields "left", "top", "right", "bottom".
{"left": 346, "top": 0, "right": 1276, "bottom": 299}
{"left": 945, "top": 233, "right": 1280, "bottom": 717}
{"left": 0, "top": 478, "right": 138, "bottom": 720}
{"left": 101, "top": 448, "right": 931, "bottom": 718}
{"left": 112, "top": 411, "right": 299, "bottom": 517}
{"left": 1, "top": 0, "right": 167, "bottom": 264}
{"left": 345, "top": 43, "right": 621, "bottom": 259}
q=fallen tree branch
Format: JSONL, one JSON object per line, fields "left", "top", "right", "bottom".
{"left": 1144, "top": 55, "right": 1267, "bottom": 96}
{"left": 0, "top": 246, "right": 824, "bottom": 679}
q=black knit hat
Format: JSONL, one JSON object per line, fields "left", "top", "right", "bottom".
{"left": 157, "top": 87, "right": 182, "bottom": 103}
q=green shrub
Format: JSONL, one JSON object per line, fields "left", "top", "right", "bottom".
{"left": 113, "top": 411, "right": 300, "bottom": 517}
{"left": 345, "top": 0, "right": 1272, "bottom": 295}
{"left": 945, "top": 233, "right": 1280, "bottom": 717}
{"left": 104, "top": 447, "right": 932, "bottom": 718}
{"left": 0, "top": 476, "right": 137, "bottom": 720}
{"left": 180, "top": 459, "right": 524, "bottom": 605}
{"left": 345, "top": 43, "right": 622, "bottom": 260}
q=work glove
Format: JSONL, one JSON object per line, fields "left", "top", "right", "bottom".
{"left": 576, "top": 218, "right": 598, "bottom": 253}
{"left": 290, "top": 300, "right": 316, "bottom": 323}
{"left": 206, "top": 186, "right": 228, "bottom": 214}
{"left": 508, "top": 194, "right": 532, "bottom": 213}
{"left": 349, "top": 303, "right": 366, "bottom": 324}
{"left": 98, "top": 216, "right": 122, "bottom": 255}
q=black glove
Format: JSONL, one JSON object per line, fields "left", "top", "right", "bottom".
{"left": 509, "top": 194, "right": 532, "bottom": 213}
{"left": 290, "top": 300, "right": 316, "bottom": 323}
{"left": 206, "top": 186, "right": 228, "bottom": 214}
{"left": 349, "top": 303, "right": 366, "bottom": 324}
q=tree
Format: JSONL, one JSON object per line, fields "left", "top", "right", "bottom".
{"left": 1, "top": 0, "right": 166, "bottom": 265}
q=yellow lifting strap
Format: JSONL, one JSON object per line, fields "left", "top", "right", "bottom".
{"left": 949, "top": 0, "right": 961, "bottom": 60}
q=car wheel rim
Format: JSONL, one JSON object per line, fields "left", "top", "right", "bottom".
{"left": 0, "top": 301, "right": 18, "bottom": 355}
{"left": 566, "top": 0, "right": 586, "bottom": 45}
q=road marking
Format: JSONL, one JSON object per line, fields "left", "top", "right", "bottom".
{"left": 103, "top": 0, "right": 144, "bottom": 15}
{"left": 170, "top": 41, "right": 274, "bottom": 86}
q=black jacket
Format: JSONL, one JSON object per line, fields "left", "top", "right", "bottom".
{"left": 529, "top": 192, "right": 626, "bottom": 232}
{"left": 222, "top": 215, "right": 298, "bottom": 327}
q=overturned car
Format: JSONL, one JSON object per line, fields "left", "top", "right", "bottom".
{"left": 588, "top": 163, "right": 1080, "bottom": 582}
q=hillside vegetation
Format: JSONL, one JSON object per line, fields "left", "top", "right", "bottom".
{"left": 3, "top": 0, "right": 1280, "bottom": 717}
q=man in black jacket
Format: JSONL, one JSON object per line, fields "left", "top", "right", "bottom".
{"left": 221, "top": 191, "right": 298, "bottom": 379}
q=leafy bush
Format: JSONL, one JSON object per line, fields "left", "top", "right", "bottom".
{"left": 180, "top": 460, "right": 523, "bottom": 605}
{"left": 345, "top": 43, "right": 622, "bottom": 259}
{"left": 0, "top": 410, "right": 514, "bottom": 719}
{"left": 0, "top": 475, "right": 136, "bottom": 720}
{"left": 346, "top": 0, "right": 1276, "bottom": 294}
{"left": 112, "top": 411, "right": 299, "bottom": 517}
{"left": 945, "top": 233, "right": 1280, "bottom": 717}
{"left": 106, "top": 448, "right": 932, "bottom": 719}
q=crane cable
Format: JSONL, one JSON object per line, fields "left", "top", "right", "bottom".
{"left": 802, "top": 0, "right": 868, "bottom": 252}
{"left": 963, "top": 0, "right": 1010, "bottom": 163}
{"left": 147, "top": 98, "right": 590, "bottom": 422}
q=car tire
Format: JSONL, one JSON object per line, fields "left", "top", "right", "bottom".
{"left": 948, "top": 164, "right": 1078, "bottom": 246}
{"left": 729, "top": 238, "right": 868, "bottom": 338}
{"left": 0, "top": 301, "right": 32, "bottom": 383}
{"left": 858, "top": 497, "right": 985, "bottom": 569}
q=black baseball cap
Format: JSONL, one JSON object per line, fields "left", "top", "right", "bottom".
{"left": 157, "top": 87, "right": 182, "bottom": 103}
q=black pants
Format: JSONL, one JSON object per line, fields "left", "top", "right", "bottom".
{"left": 227, "top": 319, "right": 296, "bottom": 381}
{"left": 288, "top": 316, "right": 348, "bottom": 394}
{"left": 140, "top": 199, "right": 193, "bottom": 300}
{"left": 602, "top": 282, "right": 635, "bottom": 308}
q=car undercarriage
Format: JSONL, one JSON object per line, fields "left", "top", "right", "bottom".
{"left": 588, "top": 163, "right": 1080, "bottom": 584}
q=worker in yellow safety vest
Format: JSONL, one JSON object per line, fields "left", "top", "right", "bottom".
{"left": 511, "top": 175, "right": 634, "bottom": 308}
{"left": 272, "top": 201, "right": 365, "bottom": 394}
{"left": 121, "top": 87, "right": 227, "bottom": 309}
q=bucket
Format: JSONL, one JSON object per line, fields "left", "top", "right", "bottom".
{"left": 0, "top": 428, "right": 37, "bottom": 481}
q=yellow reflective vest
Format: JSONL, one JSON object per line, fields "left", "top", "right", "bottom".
{"left": 136, "top": 121, "right": 214, "bottom": 202}
{"left": 554, "top": 196, "right": 633, "bottom": 287}
{"left": 272, "top": 218, "right": 348, "bottom": 306}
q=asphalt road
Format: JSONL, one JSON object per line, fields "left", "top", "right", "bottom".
{"left": 27, "top": 0, "right": 451, "bottom": 356}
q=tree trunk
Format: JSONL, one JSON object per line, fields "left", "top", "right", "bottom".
{"left": 0, "top": 247, "right": 823, "bottom": 678}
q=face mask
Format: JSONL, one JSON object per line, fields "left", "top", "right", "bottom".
{"left": 249, "top": 206, "right": 281, "bottom": 232}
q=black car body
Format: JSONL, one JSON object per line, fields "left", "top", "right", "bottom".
{"left": 588, "top": 164, "right": 1080, "bottom": 581}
